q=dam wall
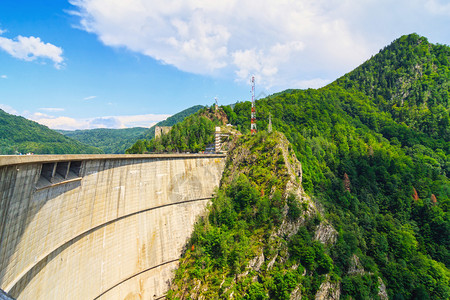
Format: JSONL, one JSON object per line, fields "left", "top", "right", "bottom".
{"left": 0, "top": 154, "right": 226, "bottom": 299}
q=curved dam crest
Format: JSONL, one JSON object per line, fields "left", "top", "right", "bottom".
{"left": 0, "top": 154, "right": 226, "bottom": 299}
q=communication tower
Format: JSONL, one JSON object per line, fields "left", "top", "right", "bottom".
{"left": 251, "top": 76, "right": 257, "bottom": 134}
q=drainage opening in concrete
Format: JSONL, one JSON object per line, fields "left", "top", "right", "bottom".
{"left": 37, "top": 161, "right": 83, "bottom": 190}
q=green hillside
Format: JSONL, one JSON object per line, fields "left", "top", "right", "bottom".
{"left": 58, "top": 105, "right": 203, "bottom": 154}
{"left": 58, "top": 127, "right": 147, "bottom": 154}
{"left": 337, "top": 33, "right": 449, "bottom": 141}
{"left": 0, "top": 109, "right": 102, "bottom": 154}
{"left": 140, "top": 105, "right": 204, "bottom": 140}
{"left": 168, "top": 34, "right": 449, "bottom": 299}
{"left": 126, "top": 106, "right": 226, "bottom": 154}
{"left": 170, "top": 132, "right": 332, "bottom": 299}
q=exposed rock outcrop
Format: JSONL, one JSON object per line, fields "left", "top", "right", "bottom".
{"left": 315, "top": 275, "right": 340, "bottom": 300}
{"left": 378, "top": 277, "right": 388, "bottom": 300}
{"left": 314, "top": 221, "right": 338, "bottom": 245}
{"left": 290, "top": 286, "right": 302, "bottom": 300}
{"left": 169, "top": 132, "right": 341, "bottom": 299}
{"left": 348, "top": 254, "right": 365, "bottom": 275}
{"left": 237, "top": 251, "right": 265, "bottom": 280}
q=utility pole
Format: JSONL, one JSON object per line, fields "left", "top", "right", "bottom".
{"left": 251, "top": 76, "right": 257, "bottom": 134}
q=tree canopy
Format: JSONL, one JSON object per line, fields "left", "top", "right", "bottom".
{"left": 0, "top": 109, "right": 102, "bottom": 154}
{"left": 169, "top": 33, "right": 449, "bottom": 299}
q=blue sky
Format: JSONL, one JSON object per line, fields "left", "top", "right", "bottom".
{"left": 0, "top": 0, "right": 449, "bottom": 130}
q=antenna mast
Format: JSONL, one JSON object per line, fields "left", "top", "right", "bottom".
{"left": 251, "top": 76, "right": 257, "bottom": 134}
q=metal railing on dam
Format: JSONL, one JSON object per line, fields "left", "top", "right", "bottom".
{"left": 0, "top": 154, "right": 226, "bottom": 300}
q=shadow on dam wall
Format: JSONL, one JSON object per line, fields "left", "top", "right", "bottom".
{"left": 0, "top": 154, "right": 226, "bottom": 300}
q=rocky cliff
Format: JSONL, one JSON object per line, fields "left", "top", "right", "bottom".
{"left": 168, "top": 132, "right": 342, "bottom": 299}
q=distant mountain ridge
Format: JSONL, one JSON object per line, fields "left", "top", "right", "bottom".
{"left": 57, "top": 127, "right": 148, "bottom": 154}
{"left": 58, "top": 105, "right": 204, "bottom": 153}
{"left": 140, "top": 105, "right": 204, "bottom": 140}
{"left": 0, "top": 109, "right": 102, "bottom": 154}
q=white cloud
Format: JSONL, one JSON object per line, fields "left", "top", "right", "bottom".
{"left": 115, "top": 114, "right": 171, "bottom": 128}
{"left": 0, "top": 103, "right": 170, "bottom": 130}
{"left": 0, "top": 28, "right": 6, "bottom": 35}
{"left": 33, "top": 112, "right": 50, "bottom": 117}
{"left": 32, "top": 115, "right": 84, "bottom": 129}
{"left": 1, "top": 75, "right": 6, "bottom": 79}
{"left": 232, "top": 41, "right": 306, "bottom": 88}
{"left": 0, "top": 104, "right": 18, "bottom": 115}
{"left": 69, "top": 0, "right": 371, "bottom": 88}
{"left": 83, "top": 95, "right": 97, "bottom": 100}
{"left": 28, "top": 111, "right": 171, "bottom": 130}
{"left": 425, "top": 0, "right": 450, "bottom": 15}
{"left": 89, "top": 116, "right": 122, "bottom": 128}
{"left": 294, "top": 78, "right": 331, "bottom": 89}
{"left": 70, "top": 0, "right": 450, "bottom": 89}
{"left": 0, "top": 34, "right": 64, "bottom": 68}
{"left": 39, "top": 107, "right": 65, "bottom": 112}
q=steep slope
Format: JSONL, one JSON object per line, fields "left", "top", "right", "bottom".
{"left": 140, "top": 105, "right": 204, "bottom": 140}
{"left": 127, "top": 34, "right": 448, "bottom": 298}
{"left": 169, "top": 132, "right": 341, "bottom": 299}
{"left": 337, "top": 33, "right": 450, "bottom": 140}
{"left": 228, "top": 89, "right": 449, "bottom": 298}
{"left": 126, "top": 106, "right": 227, "bottom": 154}
{"left": 0, "top": 109, "right": 102, "bottom": 154}
{"left": 58, "top": 127, "right": 147, "bottom": 154}
{"left": 217, "top": 35, "right": 450, "bottom": 299}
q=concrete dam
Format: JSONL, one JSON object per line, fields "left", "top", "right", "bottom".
{"left": 0, "top": 154, "right": 226, "bottom": 299}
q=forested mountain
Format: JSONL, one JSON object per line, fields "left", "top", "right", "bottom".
{"left": 126, "top": 106, "right": 226, "bottom": 154}
{"left": 165, "top": 34, "right": 449, "bottom": 299}
{"left": 0, "top": 109, "right": 102, "bottom": 154}
{"left": 170, "top": 132, "right": 335, "bottom": 299}
{"left": 228, "top": 86, "right": 448, "bottom": 298}
{"left": 337, "top": 33, "right": 449, "bottom": 141}
{"left": 57, "top": 105, "right": 203, "bottom": 154}
{"left": 140, "top": 105, "right": 204, "bottom": 140}
{"left": 58, "top": 127, "right": 147, "bottom": 154}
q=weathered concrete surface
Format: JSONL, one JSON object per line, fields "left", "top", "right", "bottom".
{"left": 0, "top": 154, "right": 225, "bottom": 299}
